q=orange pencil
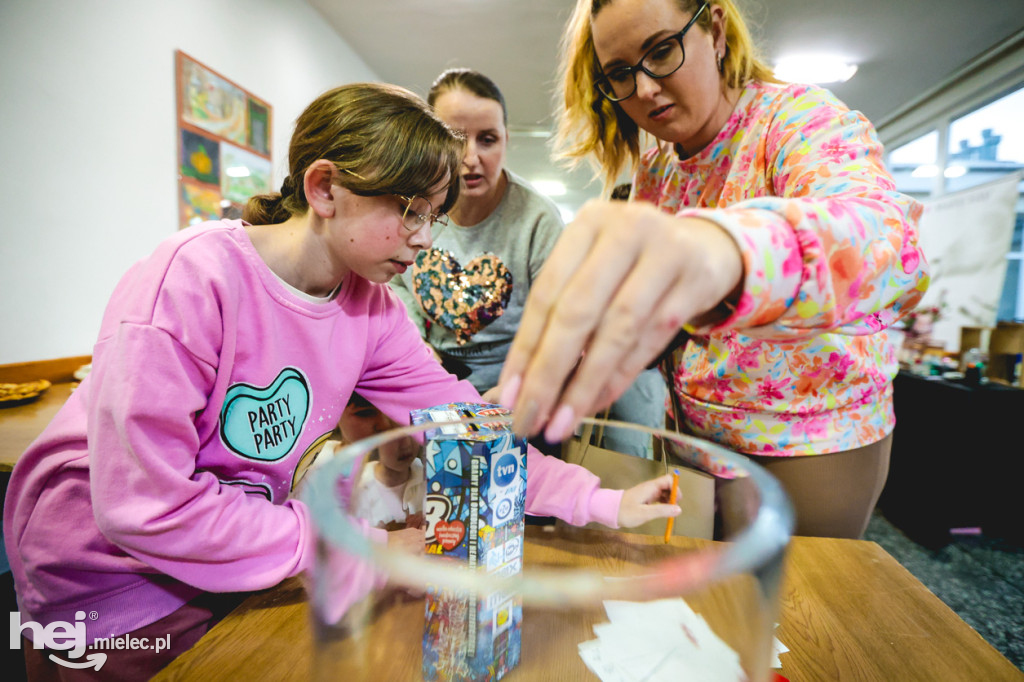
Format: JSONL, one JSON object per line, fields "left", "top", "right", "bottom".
{"left": 664, "top": 469, "right": 679, "bottom": 543}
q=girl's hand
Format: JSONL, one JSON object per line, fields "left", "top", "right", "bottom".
{"left": 426, "top": 341, "right": 443, "bottom": 364}
{"left": 384, "top": 526, "right": 426, "bottom": 598}
{"left": 480, "top": 384, "right": 503, "bottom": 404}
{"left": 404, "top": 512, "right": 425, "bottom": 530}
{"left": 499, "top": 200, "right": 743, "bottom": 441}
{"left": 617, "top": 474, "right": 682, "bottom": 528}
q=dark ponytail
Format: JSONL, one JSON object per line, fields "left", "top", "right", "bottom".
{"left": 428, "top": 68, "right": 508, "bottom": 126}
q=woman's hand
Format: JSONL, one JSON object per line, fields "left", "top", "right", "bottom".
{"left": 617, "top": 474, "right": 682, "bottom": 529}
{"left": 499, "top": 199, "right": 743, "bottom": 441}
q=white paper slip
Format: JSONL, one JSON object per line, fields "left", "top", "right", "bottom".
{"left": 578, "top": 598, "right": 747, "bottom": 682}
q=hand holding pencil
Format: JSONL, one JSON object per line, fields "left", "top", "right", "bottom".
{"left": 664, "top": 469, "right": 680, "bottom": 543}
{"left": 615, "top": 473, "right": 682, "bottom": 530}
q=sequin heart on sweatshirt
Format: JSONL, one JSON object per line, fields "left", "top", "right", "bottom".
{"left": 220, "top": 367, "right": 310, "bottom": 461}
{"left": 412, "top": 249, "right": 513, "bottom": 344}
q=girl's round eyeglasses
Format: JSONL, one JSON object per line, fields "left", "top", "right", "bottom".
{"left": 340, "top": 169, "right": 449, "bottom": 232}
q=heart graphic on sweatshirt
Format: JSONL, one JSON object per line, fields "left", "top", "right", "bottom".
{"left": 435, "top": 519, "right": 466, "bottom": 551}
{"left": 412, "top": 249, "right": 513, "bottom": 344}
{"left": 220, "top": 367, "right": 310, "bottom": 461}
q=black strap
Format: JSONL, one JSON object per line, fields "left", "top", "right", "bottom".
{"left": 647, "top": 329, "right": 691, "bottom": 370}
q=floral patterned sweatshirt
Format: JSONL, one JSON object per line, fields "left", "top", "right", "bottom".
{"left": 634, "top": 81, "right": 929, "bottom": 462}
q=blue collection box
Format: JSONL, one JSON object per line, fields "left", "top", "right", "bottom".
{"left": 411, "top": 403, "right": 527, "bottom": 682}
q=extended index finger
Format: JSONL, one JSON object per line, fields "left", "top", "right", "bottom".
{"left": 507, "top": 204, "right": 649, "bottom": 435}
{"left": 500, "top": 204, "right": 605, "bottom": 424}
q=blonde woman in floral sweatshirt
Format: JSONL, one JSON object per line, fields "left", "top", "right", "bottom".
{"left": 499, "top": 0, "right": 929, "bottom": 538}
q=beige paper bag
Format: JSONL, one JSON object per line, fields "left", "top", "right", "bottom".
{"left": 562, "top": 421, "right": 715, "bottom": 540}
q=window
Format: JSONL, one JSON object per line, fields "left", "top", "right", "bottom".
{"left": 887, "top": 131, "right": 939, "bottom": 199}
{"left": 998, "top": 211, "right": 1023, "bottom": 321}
{"left": 946, "top": 86, "right": 1024, "bottom": 193}
{"left": 887, "top": 85, "right": 1024, "bottom": 323}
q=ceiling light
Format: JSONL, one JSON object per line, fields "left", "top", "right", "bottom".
{"left": 944, "top": 165, "right": 967, "bottom": 178}
{"left": 911, "top": 164, "right": 940, "bottom": 178}
{"left": 509, "top": 126, "right": 553, "bottom": 139}
{"left": 532, "top": 180, "right": 566, "bottom": 196}
{"left": 773, "top": 57, "right": 858, "bottom": 84}
{"left": 225, "top": 166, "right": 251, "bottom": 178}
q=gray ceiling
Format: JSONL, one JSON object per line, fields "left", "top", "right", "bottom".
{"left": 308, "top": 0, "right": 1024, "bottom": 210}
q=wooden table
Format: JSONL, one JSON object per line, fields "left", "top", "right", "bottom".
{"left": 0, "top": 381, "right": 75, "bottom": 472}
{"left": 154, "top": 526, "right": 1022, "bottom": 682}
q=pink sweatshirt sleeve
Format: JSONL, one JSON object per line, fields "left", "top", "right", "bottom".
{"left": 87, "top": 323, "right": 342, "bottom": 592}
{"left": 313, "top": 522, "right": 389, "bottom": 624}
{"left": 525, "top": 446, "right": 623, "bottom": 528}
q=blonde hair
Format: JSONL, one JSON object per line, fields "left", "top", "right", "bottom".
{"left": 553, "top": 0, "right": 778, "bottom": 190}
{"left": 244, "top": 83, "right": 463, "bottom": 225}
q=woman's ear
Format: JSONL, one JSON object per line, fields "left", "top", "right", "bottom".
{"left": 305, "top": 160, "right": 337, "bottom": 219}
{"left": 710, "top": 5, "right": 728, "bottom": 57}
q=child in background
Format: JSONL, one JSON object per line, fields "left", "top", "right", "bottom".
{"left": 328, "top": 392, "right": 426, "bottom": 531}
{"left": 4, "top": 82, "right": 681, "bottom": 680}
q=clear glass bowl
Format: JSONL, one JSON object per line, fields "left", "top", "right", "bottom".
{"left": 303, "top": 415, "right": 793, "bottom": 682}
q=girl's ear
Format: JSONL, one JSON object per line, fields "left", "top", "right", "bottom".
{"left": 305, "top": 160, "right": 337, "bottom": 219}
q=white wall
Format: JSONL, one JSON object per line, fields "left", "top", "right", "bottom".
{"left": 0, "top": 0, "right": 379, "bottom": 364}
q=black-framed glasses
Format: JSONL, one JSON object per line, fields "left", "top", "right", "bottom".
{"left": 340, "top": 169, "right": 448, "bottom": 232}
{"left": 595, "top": 1, "right": 709, "bottom": 102}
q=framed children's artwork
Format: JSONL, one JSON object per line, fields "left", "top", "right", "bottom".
{"left": 247, "top": 99, "right": 271, "bottom": 155}
{"left": 180, "top": 179, "right": 223, "bottom": 225}
{"left": 180, "top": 129, "right": 221, "bottom": 185}
{"left": 175, "top": 50, "right": 272, "bottom": 228}
{"left": 220, "top": 143, "right": 272, "bottom": 205}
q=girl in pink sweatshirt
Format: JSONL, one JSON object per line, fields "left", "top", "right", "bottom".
{"left": 4, "top": 82, "right": 679, "bottom": 680}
